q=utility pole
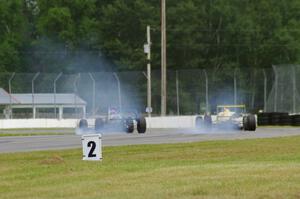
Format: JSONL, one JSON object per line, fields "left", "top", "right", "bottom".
{"left": 161, "top": 0, "right": 167, "bottom": 116}
{"left": 144, "top": 26, "right": 152, "bottom": 117}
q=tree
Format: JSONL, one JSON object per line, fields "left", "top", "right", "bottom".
{"left": 0, "top": 0, "right": 27, "bottom": 72}
{"left": 98, "top": 0, "right": 160, "bottom": 70}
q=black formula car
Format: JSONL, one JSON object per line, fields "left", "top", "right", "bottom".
{"left": 77, "top": 110, "right": 146, "bottom": 134}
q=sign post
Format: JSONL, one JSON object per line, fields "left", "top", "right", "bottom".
{"left": 82, "top": 134, "right": 102, "bottom": 161}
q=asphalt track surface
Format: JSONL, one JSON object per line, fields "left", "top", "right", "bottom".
{"left": 1, "top": 127, "right": 300, "bottom": 153}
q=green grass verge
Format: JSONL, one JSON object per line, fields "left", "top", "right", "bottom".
{"left": 1, "top": 136, "right": 300, "bottom": 199}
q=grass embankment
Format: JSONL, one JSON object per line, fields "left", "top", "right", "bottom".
{"left": 1, "top": 136, "right": 300, "bottom": 199}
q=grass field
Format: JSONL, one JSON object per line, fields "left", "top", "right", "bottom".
{"left": 1, "top": 136, "right": 300, "bottom": 199}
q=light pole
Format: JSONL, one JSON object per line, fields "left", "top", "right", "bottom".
{"left": 161, "top": 0, "right": 167, "bottom": 116}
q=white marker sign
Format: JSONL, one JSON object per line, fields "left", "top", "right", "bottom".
{"left": 82, "top": 134, "right": 102, "bottom": 161}
{"left": 144, "top": 44, "right": 150, "bottom": 54}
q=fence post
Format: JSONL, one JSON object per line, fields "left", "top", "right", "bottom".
{"left": 251, "top": 69, "right": 257, "bottom": 109}
{"left": 292, "top": 66, "right": 296, "bottom": 113}
{"left": 204, "top": 69, "right": 209, "bottom": 113}
{"left": 73, "top": 73, "right": 81, "bottom": 118}
{"left": 8, "top": 72, "right": 15, "bottom": 119}
{"left": 89, "top": 73, "right": 96, "bottom": 117}
{"left": 54, "top": 72, "right": 62, "bottom": 119}
{"left": 113, "top": 73, "right": 122, "bottom": 114}
{"left": 176, "top": 70, "right": 180, "bottom": 115}
{"left": 263, "top": 69, "right": 267, "bottom": 112}
{"left": 234, "top": 68, "right": 237, "bottom": 105}
{"left": 32, "top": 72, "right": 40, "bottom": 119}
{"left": 273, "top": 65, "right": 278, "bottom": 112}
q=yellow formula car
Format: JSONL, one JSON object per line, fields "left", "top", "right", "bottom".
{"left": 200, "top": 105, "right": 257, "bottom": 131}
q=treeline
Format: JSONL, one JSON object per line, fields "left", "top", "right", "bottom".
{"left": 1, "top": 0, "right": 300, "bottom": 73}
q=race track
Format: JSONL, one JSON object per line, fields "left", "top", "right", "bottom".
{"left": 1, "top": 127, "right": 300, "bottom": 153}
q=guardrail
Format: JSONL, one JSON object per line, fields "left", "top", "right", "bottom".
{"left": 1, "top": 113, "right": 297, "bottom": 129}
{"left": 0, "top": 116, "right": 200, "bottom": 129}
{"left": 0, "top": 119, "right": 78, "bottom": 129}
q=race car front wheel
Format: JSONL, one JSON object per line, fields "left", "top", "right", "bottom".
{"left": 204, "top": 114, "right": 212, "bottom": 128}
{"left": 79, "top": 119, "right": 88, "bottom": 129}
{"left": 195, "top": 116, "right": 203, "bottom": 129}
{"left": 244, "top": 115, "right": 256, "bottom": 131}
{"left": 123, "top": 118, "right": 134, "bottom": 133}
{"left": 137, "top": 116, "right": 146, "bottom": 133}
{"left": 95, "top": 118, "right": 104, "bottom": 131}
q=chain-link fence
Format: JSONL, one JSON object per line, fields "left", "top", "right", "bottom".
{"left": 266, "top": 65, "right": 300, "bottom": 113}
{"left": 0, "top": 65, "right": 299, "bottom": 119}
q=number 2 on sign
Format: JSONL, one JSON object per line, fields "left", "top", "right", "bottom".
{"left": 87, "top": 141, "right": 96, "bottom": 157}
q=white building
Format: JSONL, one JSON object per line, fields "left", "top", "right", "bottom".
{"left": 0, "top": 88, "right": 86, "bottom": 119}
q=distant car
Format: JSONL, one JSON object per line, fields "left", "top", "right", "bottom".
{"left": 197, "top": 105, "right": 256, "bottom": 131}
{"left": 77, "top": 108, "right": 146, "bottom": 134}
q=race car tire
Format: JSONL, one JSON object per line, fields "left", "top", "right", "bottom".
{"left": 95, "top": 118, "right": 104, "bottom": 131}
{"left": 292, "top": 122, "right": 300, "bottom": 126}
{"left": 270, "top": 113, "right": 280, "bottom": 125}
{"left": 203, "top": 115, "right": 212, "bottom": 128}
{"left": 281, "top": 118, "right": 292, "bottom": 126}
{"left": 247, "top": 115, "right": 256, "bottom": 131}
{"left": 257, "top": 119, "right": 268, "bottom": 126}
{"left": 195, "top": 116, "right": 203, "bottom": 129}
{"left": 279, "top": 114, "right": 292, "bottom": 125}
{"left": 257, "top": 113, "right": 270, "bottom": 125}
{"left": 79, "top": 119, "right": 88, "bottom": 129}
{"left": 123, "top": 118, "right": 134, "bottom": 133}
{"left": 291, "top": 115, "right": 300, "bottom": 126}
{"left": 243, "top": 116, "right": 249, "bottom": 130}
{"left": 137, "top": 116, "right": 146, "bottom": 134}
